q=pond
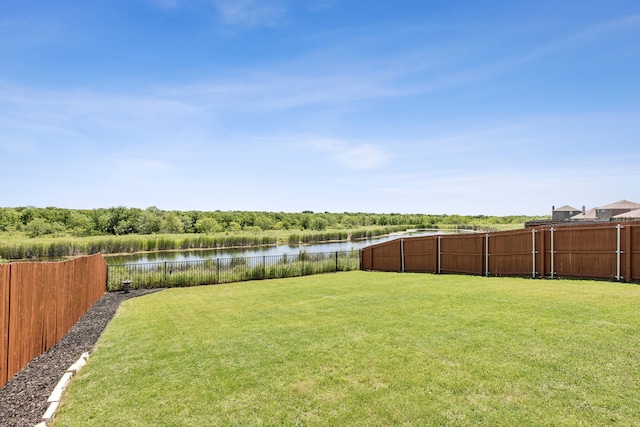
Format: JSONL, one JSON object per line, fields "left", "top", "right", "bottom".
{"left": 105, "top": 229, "right": 469, "bottom": 265}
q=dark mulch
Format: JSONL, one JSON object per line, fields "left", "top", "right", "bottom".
{"left": 0, "top": 289, "right": 162, "bottom": 427}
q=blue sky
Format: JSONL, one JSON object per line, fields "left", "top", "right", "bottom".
{"left": 1, "top": 0, "right": 639, "bottom": 216}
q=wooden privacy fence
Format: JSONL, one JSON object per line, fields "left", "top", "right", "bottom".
{"left": 0, "top": 254, "right": 107, "bottom": 389}
{"left": 361, "top": 222, "right": 640, "bottom": 283}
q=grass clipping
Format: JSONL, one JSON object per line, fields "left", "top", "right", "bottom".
{"left": 53, "top": 272, "right": 640, "bottom": 426}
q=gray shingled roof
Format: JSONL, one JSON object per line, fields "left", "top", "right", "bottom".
{"left": 612, "top": 208, "right": 640, "bottom": 219}
{"left": 553, "top": 205, "right": 580, "bottom": 212}
{"left": 571, "top": 208, "right": 597, "bottom": 220}
{"left": 597, "top": 199, "right": 640, "bottom": 210}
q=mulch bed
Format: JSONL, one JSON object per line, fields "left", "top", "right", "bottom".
{"left": 0, "top": 289, "right": 161, "bottom": 427}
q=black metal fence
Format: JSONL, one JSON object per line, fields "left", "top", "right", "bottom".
{"left": 107, "top": 250, "right": 361, "bottom": 291}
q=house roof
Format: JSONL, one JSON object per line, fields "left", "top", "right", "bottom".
{"left": 553, "top": 205, "right": 580, "bottom": 212}
{"left": 597, "top": 199, "right": 640, "bottom": 210}
{"left": 612, "top": 208, "right": 640, "bottom": 219}
{"left": 571, "top": 208, "right": 597, "bottom": 220}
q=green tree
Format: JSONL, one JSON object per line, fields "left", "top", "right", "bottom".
{"left": 310, "top": 217, "right": 328, "bottom": 231}
{"left": 163, "top": 212, "right": 184, "bottom": 234}
{"left": 137, "top": 207, "right": 163, "bottom": 234}
{"left": 195, "top": 217, "right": 222, "bottom": 234}
{"left": 25, "top": 218, "right": 65, "bottom": 237}
{"left": 254, "top": 214, "right": 274, "bottom": 231}
{"left": 227, "top": 221, "right": 242, "bottom": 232}
{"left": 0, "top": 209, "right": 21, "bottom": 232}
{"left": 67, "top": 211, "right": 94, "bottom": 236}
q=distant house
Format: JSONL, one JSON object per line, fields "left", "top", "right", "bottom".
{"left": 526, "top": 199, "right": 640, "bottom": 228}
{"left": 551, "top": 205, "right": 582, "bottom": 222}
{"left": 595, "top": 200, "right": 640, "bottom": 221}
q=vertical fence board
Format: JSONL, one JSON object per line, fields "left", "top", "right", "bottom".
{"left": 32, "top": 264, "right": 47, "bottom": 363}
{"left": 627, "top": 225, "right": 640, "bottom": 282}
{"left": 43, "top": 263, "right": 59, "bottom": 351}
{"left": 0, "top": 264, "right": 9, "bottom": 386}
{"left": 536, "top": 229, "right": 545, "bottom": 278}
{"left": 543, "top": 229, "right": 553, "bottom": 278}
{"left": 7, "top": 263, "right": 28, "bottom": 383}
{"left": 57, "top": 260, "right": 74, "bottom": 341}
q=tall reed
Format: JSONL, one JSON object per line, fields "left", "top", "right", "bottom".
{"left": 0, "top": 226, "right": 410, "bottom": 261}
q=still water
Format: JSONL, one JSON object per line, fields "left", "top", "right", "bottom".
{"left": 105, "top": 229, "right": 467, "bottom": 265}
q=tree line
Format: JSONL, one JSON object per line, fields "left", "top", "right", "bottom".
{"left": 0, "top": 206, "right": 542, "bottom": 238}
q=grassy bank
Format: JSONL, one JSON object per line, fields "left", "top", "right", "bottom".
{"left": 53, "top": 272, "right": 640, "bottom": 426}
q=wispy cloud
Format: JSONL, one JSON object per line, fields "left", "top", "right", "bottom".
{"left": 307, "top": 0, "right": 336, "bottom": 12}
{"left": 306, "top": 138, "right": 388, "bottom": 170}
{"left": 0, "top": 82, "right": 200, "bottom": 141}
{"left": 370, "top": 162, "right": 640, "bottom": 215}
{"left": 523, "top": 13, "right": 640, "bottom": 61}
{"left": 211, "top": 0, "right": 287, "bottom": 27}
{"left": 146, "top": 0, "right": 181, "bottom": 9}
{"left": 153, "top": 12, "right": 640, "bottom": 115}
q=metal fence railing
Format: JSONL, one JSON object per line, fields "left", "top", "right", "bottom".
{"left": 107, "top": 250, "right": 361, "bottom": 291}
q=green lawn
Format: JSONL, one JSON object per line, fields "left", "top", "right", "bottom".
{"left": 53, "top": 272, "right": 640, "bottom": 426}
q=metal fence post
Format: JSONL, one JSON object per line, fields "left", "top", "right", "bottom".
{"left": 532, "top": 229, "right": 537, "bottom": 278}
{"left": 616, "top": 224, "right": 622, "bottom": 281}
{"left": 485, "top": 233, "right": 490, "bottom": 277}
{"left": 335, "top": 251, "right": 339, "bottom": 272}
{"left": 550, "top": 228, "right": 555, "bottom": 279}
{"left": 437, "top": 235, "right": 441, "bottom": 274}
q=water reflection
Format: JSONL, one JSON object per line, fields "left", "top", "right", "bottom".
{"left": 105, "top": 229, "right": 466, "bottom": 265}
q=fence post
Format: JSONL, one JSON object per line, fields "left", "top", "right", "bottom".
{"left": 335, "top": 251, "right": 339, "bottom": 272}
{"left": 164, "top": 262, "right": 167, "bottom": 287}
{"left": 485, "top": 233, "right": 490, "bottom": 277}
{"left": 550, "top": 228, "right": 555, "bottom": 279}
{"left": 216, "top": 258, "right": 220, "bottom": 284}
{"left": 532, "top": 229, "right": 537, "bottom": 278}
{"left": 625, "top": 225, "right": 632, "bottom": 282}
{"left": 616, "top": 224, "right": 622, "bottom": 281}
{"left": 400, "top": 239, "right": 405, "bottom": 273}
{"left": 437, "top": 235, "right": 441, "bottom": 274}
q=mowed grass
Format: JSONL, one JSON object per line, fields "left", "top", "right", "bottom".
{"left": 53, "top": 272, "right": 640, "bottom": 426}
